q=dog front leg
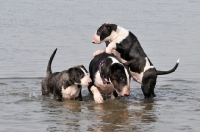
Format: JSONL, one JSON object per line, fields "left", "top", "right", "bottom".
{"left": 93, "top": 47, "right": 106, "bottom": 57}
{"left": 110, "top": 92, "right": 116, "bottom": 100}
{"left": 91, "top": 85, "right": 104, "bottom": 103}
{"left": 111, "top": 49, "right": 127, "bottom": 63}
{"left": 105, "top": 41, "right": 116, "bottom": 54}
{"left": 76, "top": 86, "right": 82, "bottom": 101}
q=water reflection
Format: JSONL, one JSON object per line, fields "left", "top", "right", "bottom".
{"left": 85, "top": 99, "right": 157, "bottom": 131}
{"left": 86, "top": 100, "right": 130, "bottom": 131}
{"left": 62, "top": 100, "right": 82, "bottom": 112}
{"left": 140, "top": 99, "right": 157, "bottom": 123}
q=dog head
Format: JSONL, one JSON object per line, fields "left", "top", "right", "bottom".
{"left": 108, "top": 63, "right": 131, "bottom": 96}
{"left": 92, "top": 23, "right": 117, "bottom": 44}
{"left": 68, "top": 65, "right": 92, "bottom": 86}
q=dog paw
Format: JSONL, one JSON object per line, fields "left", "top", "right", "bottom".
{"left": 91, "top": 85, "right": 104, "bottom": 103}
{"left": 93, "top": 92, "right": 104, "bottom": 103}
{"left": 93, "top": 49, "right": 105, "bottom": 57}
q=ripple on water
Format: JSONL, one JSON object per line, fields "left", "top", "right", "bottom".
{"left": 0, "top": 83, "right": 8, "bottom": 85}
{"left": 167, "top": 79, "right": 199, "bottom": 84}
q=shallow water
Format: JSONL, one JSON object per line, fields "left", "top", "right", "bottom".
{"left": 0, "top": 0, "right": 200, "bottom": 132}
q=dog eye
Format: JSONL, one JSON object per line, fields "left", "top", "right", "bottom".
{"left": 120, "top": 77, "right": 125, "bottom": 81}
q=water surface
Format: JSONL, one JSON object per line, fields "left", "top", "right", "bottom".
{"left": 0, "top": 0, "right": 200, "bottom": 131}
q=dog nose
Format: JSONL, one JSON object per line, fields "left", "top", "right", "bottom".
{"left": 88, "top": 81, "right": 92, "bottom": 86}
{"left": 124, "top": 94, "right": 130, "bottom": 96}
{"left": 92, "top": 41, "right": 95, "bottom": 44}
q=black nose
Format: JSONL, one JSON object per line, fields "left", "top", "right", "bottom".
{"left": 88, "top": 81, "right": 92, "bottom": 86}
{"left": 124, "top": 94, "right": 130, "bottom": 96}
{"left": 92, "top": 41, "right": 95, "bottom": 44}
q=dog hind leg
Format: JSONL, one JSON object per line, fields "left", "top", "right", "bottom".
{"left": 141, "top": 69, "right": 157, "bottom": 98}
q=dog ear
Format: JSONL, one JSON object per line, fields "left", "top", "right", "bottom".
{"left": 108, "top": 65, "right": 117, "bottom": 81}
{"left": 111, "top": 63, "right": 122, "bottom": 69}
{"left": 61, "top": 72, "right": 74, "bottom": 88}
{"left": 106, "top": 24, "right": 117, "bottom": 32}
{"left": 109, "top": 63, "right": 120, "bottom": 78}
{"left": 106, "top": 25, "right": 111, "bottom": 31}
{"left": 68, "top": 67, "right": 82, "bottom": 84}
{"left": 80, "top": 65, "right": 88, "bottom": 73}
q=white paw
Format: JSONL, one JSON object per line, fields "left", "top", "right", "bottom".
{"left": 93, "top": 92, "right": 104, "bottom": 103}
{"left": 93, "top": 50, "right": 101, "bottom": 57}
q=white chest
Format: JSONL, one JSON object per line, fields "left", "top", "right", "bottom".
{"left": 61, "top": 85, "right": 80, "bottom": 99}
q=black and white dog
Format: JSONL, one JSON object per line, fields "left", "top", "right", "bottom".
{"left": 41, "top": 48, "right": 92, "bottom": 101}
{"left": 88, "top": 52, "right": 130, "bottom": 103}
{"left": 92, "top": 23, "right": 179, "bottom": 98}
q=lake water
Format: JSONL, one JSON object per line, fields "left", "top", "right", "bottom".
{"left": 0, "top": 0, "right": 200, "bottom": 131}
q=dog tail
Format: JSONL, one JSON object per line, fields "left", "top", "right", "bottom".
{"left": 156, "top": 59, "right": 179, "bottom": 75}
{"left": 46, "top": 48, "right": 57, "bottom": 76}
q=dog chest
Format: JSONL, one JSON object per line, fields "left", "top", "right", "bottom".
{"left": 61, "top": 85, "right": 80, "bottom": 99}
{"left": 94, "top": 72, "right": 115, "bottom": 94}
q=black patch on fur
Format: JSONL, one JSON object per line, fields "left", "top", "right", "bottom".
{"left": 41, "top": 48, "right": 87, "bottom": 101}
{"left": 141, "top": 68, "right": 157, "bottom": 98}
{"left": 67, "top": 67, "right": 85, "bottom": 84}
{"left": 60, "top": 71, "right": 74, "bottom": 89}
{"left": 99, "top": 23, "right": 179, "bottom": 98}
{"left": 88, "top": 52, "right": 129, "bottom": 95}
{"left": 109, "top": 63, "right": 128, "bottom": 92}
{"left": 97, "top": 23, "right": 117, "bottom": 41}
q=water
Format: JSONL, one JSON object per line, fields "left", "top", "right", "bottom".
{"left": 0, "top": 0, "right": 200, "bottom": 131}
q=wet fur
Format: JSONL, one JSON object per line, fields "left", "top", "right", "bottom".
{"left": 88, "top": 52, "right": 130, "bottom": 103}
{"left": 41, "top": 48, "right": 90, "bottom": 101}
{"left": 92, "top": 23, "right": 179, "bottom": 98}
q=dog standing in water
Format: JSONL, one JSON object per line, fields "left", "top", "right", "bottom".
{"left": 88, "top": 52, "right": 130, "bottom": 103}
{"left": 92, "top": 23, "right": 179, "bottom": 98}
{"left": 41, "top": 48, "right": 92, "bottom": 101}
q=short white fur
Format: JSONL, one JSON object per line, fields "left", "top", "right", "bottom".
{"left": 61, "top": 85, "right": 80, "bottom": 99}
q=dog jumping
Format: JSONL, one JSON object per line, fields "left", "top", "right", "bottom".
{"left": 92, "top": 23, "right": 179, "bottom": 98}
